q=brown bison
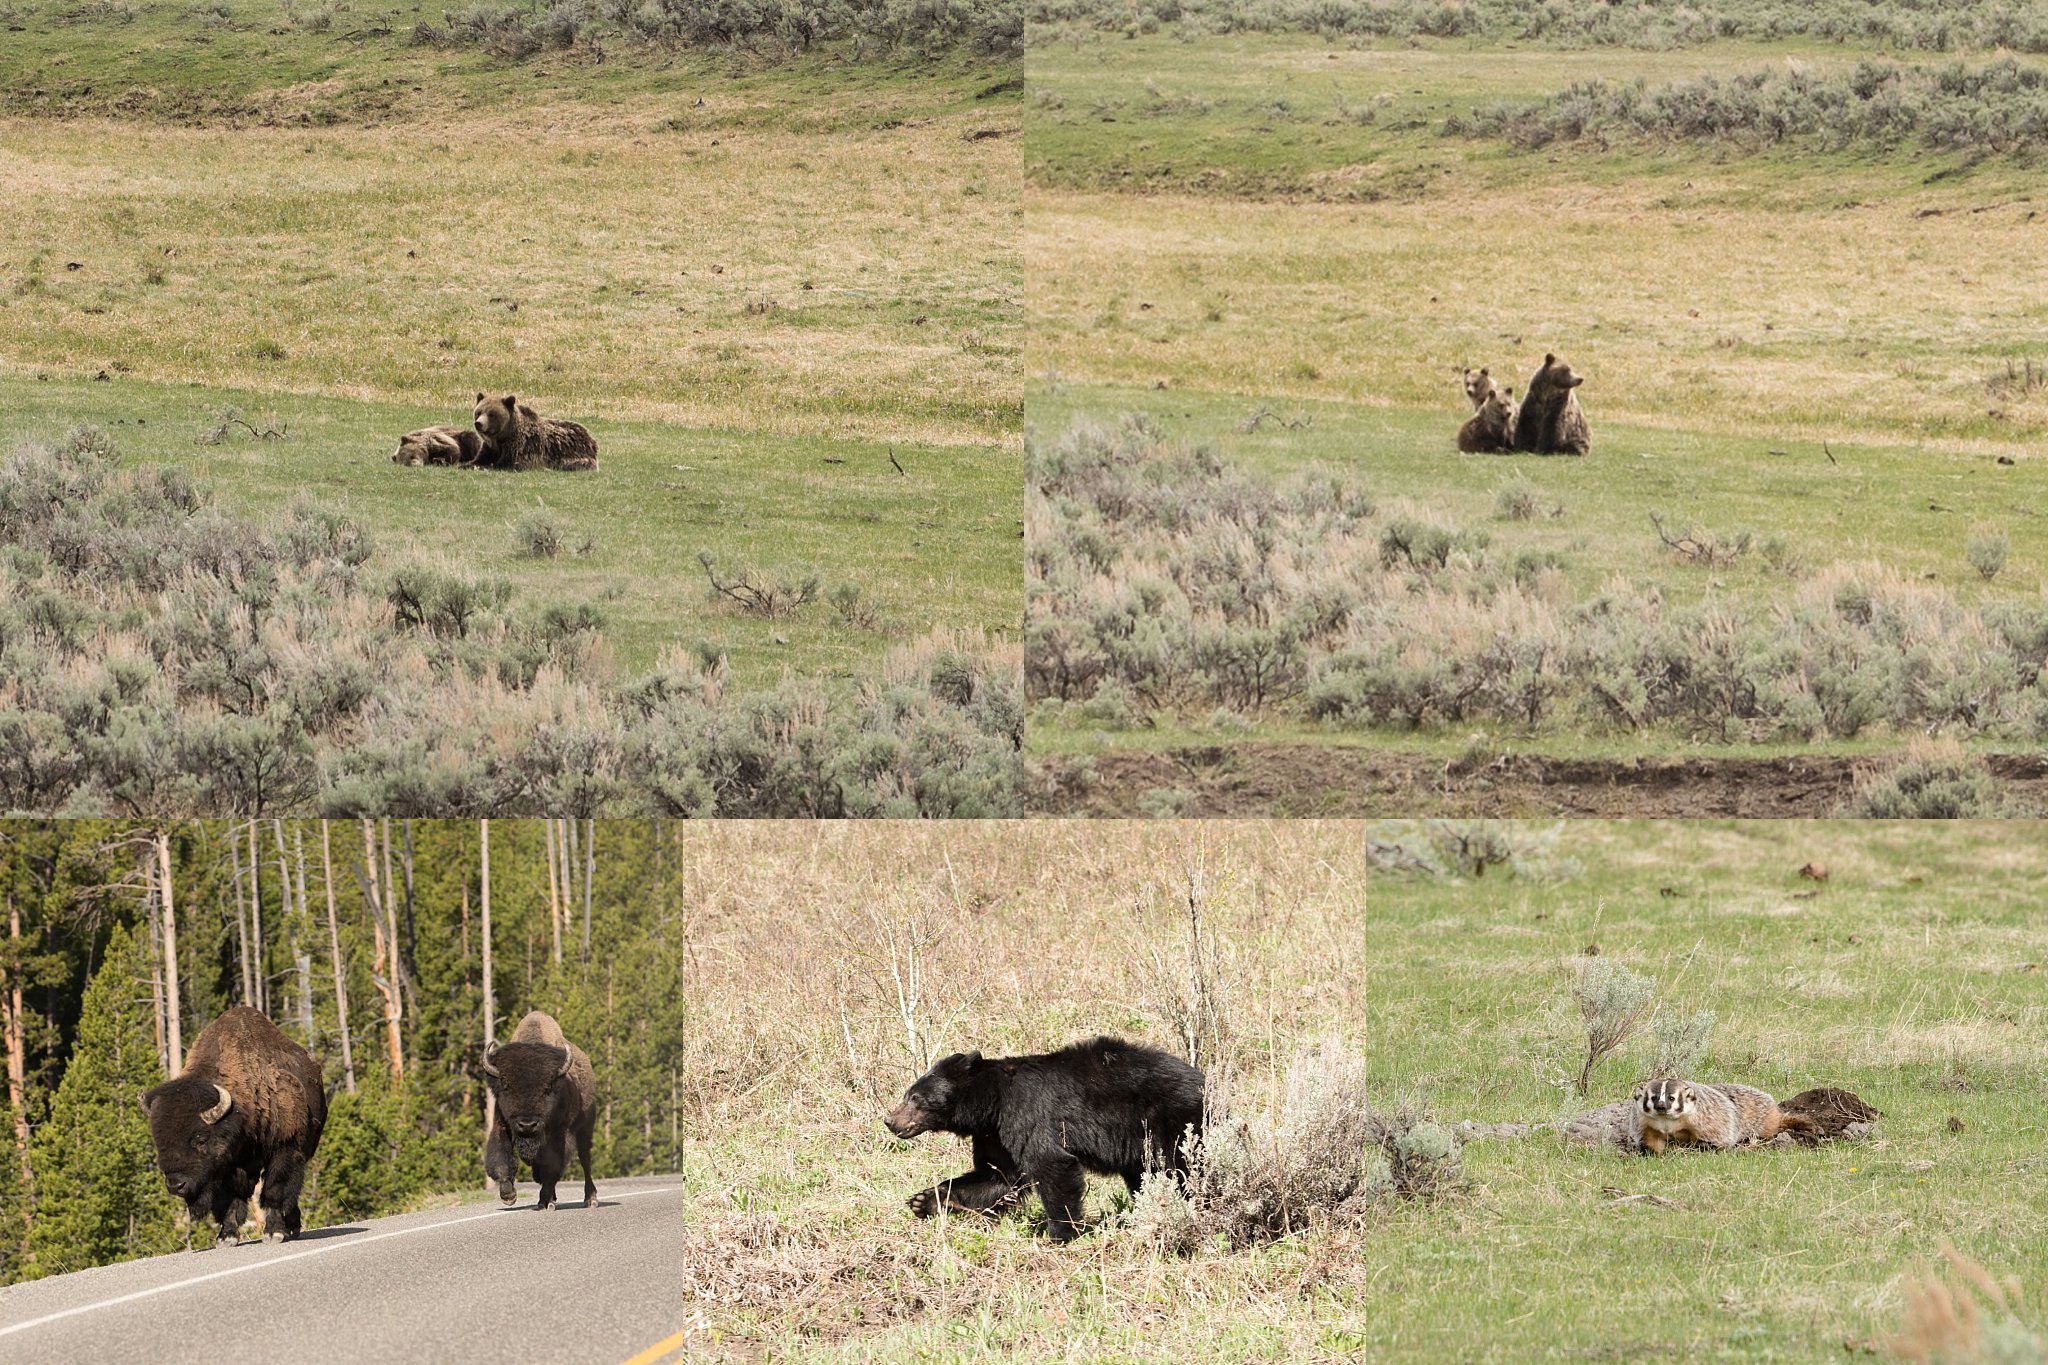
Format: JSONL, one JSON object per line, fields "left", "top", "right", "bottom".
{"left": 482, "top": 1010, "right": 597, "bottom": 1209}
{"left": 140, "top": 1006, "right": 327, "bottom": 1246}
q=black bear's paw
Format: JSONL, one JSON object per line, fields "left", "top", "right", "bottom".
{"left": 906, "top": 1189, "right": 940, "bottom": 1218}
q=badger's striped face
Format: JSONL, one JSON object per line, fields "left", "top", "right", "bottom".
{"left": 1635, "top": 1079, "right": 1693, "bottom": 1117}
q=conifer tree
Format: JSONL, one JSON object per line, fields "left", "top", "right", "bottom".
{"left": 21, "top": 925, "right": 180, "bottom": 1278}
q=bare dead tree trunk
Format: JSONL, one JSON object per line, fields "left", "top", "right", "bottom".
{"left": 270, "top": 820, "right": 296, "bottom": 1034}
{"left": 359, "top": 821, "right": 402, "bottom": 1084}
{"left": 382, "top": 818, "right": 411, "bottom": 1033}
{"left": 320, "top": 822, "right": 356, "bottom": 1095}
{"left": 247, "top": 821, "right": 266, "bottom": 1016}
{"left": 581, "top": 818, "right": 595, "bottom": 968}
{"left": 5, "top": 893, "right": 32, "bottom": 1197}
{"left": 544, "top": 818, "right": 563, "bottom": 968}
{"left": 480, "top": 819, "right": 495, "bottom": 1165}
{"left": 228, "top": 821, "right": 253, "bottom": 1005}
{"left": 156, "top": 829, "right": 182, "bottom": 1075}
{"left": 400, "top": 819, "right": 417, "bottom": 975}
{"left": 291, "top": 825, "right": 314, "bottom": 1047}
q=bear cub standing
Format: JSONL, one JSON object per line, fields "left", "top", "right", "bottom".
{"left": 1511, "top": 353, "right": 1592, "bottom": 456}
{"left": 884, "top": 1036, "right": 1205, "bottom": 1242}
{"left": 473, "top": 393, "right": 600, "bottom": 472}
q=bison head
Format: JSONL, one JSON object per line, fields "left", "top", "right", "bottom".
{"left": 883, "top": 1050, "right": 984, "bottom": 1140}
{"left": 483, "top": 1040, "right": 573, "bottom": 1163}
{"left": 139, "top": 1074, "right": 249, "bottom": 1217}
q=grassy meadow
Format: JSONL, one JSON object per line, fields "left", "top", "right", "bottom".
{"left": 0, "top": 5, "right": 1026, "bottom": 813}
{"left": 0, "top": 9, "right": 1021, "bottom": 682}
{"left": 675, "top": 819, "right": 2048, "bottom": 1360}
{"left": 1024, "top": 28, "right": 2048, "bottom": 809}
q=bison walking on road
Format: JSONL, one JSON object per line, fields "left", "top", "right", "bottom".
{"left": 483, "top": 1011, "right": 598, "bottom": 1210}
{"left": 140, "top": 1006, "right": 328, "bottom": 1246}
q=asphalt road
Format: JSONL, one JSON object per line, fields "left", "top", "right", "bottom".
{"left": 0, "top": 1175, "right": 686, "bottom": 1365}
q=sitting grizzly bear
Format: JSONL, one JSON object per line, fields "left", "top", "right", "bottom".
{"left": 473, "top": 393, "right": 599, "bottom": 472}
{"left": 883, "top": 1036, "right": 1205, "bottom": 1243}
{"left": 1462, "top": 366, "right": 1500, "bottom": 411}
{"left": 1458, "top": 385, "right": 1516, "bottom": 454}
{"left": 392, "top": 425, "right": 484, "bottom": 467}
{"left": 1511, "top": 353, "right": 1591, "bottom": 456}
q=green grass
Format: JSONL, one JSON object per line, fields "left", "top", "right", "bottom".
{"left": 1031, "top": 379, "right": 2045, "bottom": 612}
{"left": 1025, "top": 29, "right": 2048, "bottom": 771}
{"left": 0, "top": 4, "right": 1022, "bottom": 700}
{"left": 1365, "top": 820, "right": 2048, "bottom": 1360}
{"left": 4, "top": 372, "right": 1018, "bottom": 685}
{"left": 677, "top": 820, "right": 2048, "bottom": 1361}
{"left": 1025, "top": 32, "right": 2048, "bottom": 197}
{"left": 1, "top": 0, "right": 1016, "bottom": 123}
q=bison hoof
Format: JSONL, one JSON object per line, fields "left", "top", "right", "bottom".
{"left": 497, "top": 1183, "right": 517, "bottom": 1206}
{"left": 584, "top": 1195, "right": 597, "bottom": 1209}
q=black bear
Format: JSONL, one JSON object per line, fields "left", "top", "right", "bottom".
{"left": 883, "top": 1036, "right": 1205, "bottom": 1242}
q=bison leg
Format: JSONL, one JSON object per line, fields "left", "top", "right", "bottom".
{"left": 258, "top": 1151, "right": 308, "bottom": 1242}
{"left": 576, "top": 1119, "right": 598, "bottom": 1209}
{"left": 484, "top": 1120, "right": 518, "bottom": 1206}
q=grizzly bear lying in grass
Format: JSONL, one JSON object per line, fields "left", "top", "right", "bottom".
{"left": 473, "top": 393, "right": 599, "bottom": 472}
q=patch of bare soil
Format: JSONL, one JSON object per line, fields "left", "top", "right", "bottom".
{"left": 1027, "top": 745, "right": 2048, "bottom": 818}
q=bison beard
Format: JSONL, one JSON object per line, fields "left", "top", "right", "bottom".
{"left": 140, "top": 1006, "right": 327, "bottom": 1246}
{"left": 884, "top": 1037, "right": 1206, "bottom": 1243}
{"left": 482, "top": 1011, "right": 598, "bottom": 1210}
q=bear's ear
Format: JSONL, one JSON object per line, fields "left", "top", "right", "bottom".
{"left": 1543, "top": 353, "right": 1557, "bottom": 366}
{"left": 476, "top": 391, "right": 486, "bottom": 403}
{"left": 963, "top": 1050, "right": 983, "bottom": 1068}
{"left": 1479, "top": 367, "right": 1488, "bottom": 377}
{"left": 503, "top": 394, "right": 517, "bottom": 408}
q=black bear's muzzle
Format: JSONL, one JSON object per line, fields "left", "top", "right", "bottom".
{"left": 882, "top": 1101, "right": 927, "bottom": 1139}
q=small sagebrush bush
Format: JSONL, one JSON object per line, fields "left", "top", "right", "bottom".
{"left": 1445, "top": 58, "right": 2048, "bottom": 158}
{"left": 1028, "top": 0, "right": 2048, "bottom": 57}
{"left": 1028, "top": 415, "right": 2048, "bottom": 746}
{"left": 1495, "top": 474, "right": 1540, "bottom": 522}
{"left": 1967, "top": 531, "right": 2009, "bottom": 582}
{"left": 0, "top": 429, "right": 1022, "bottom": 816}
{"left": 1838, "top": 743, "right": 2010, "bottom": 819}
{"left": 1125, "top": 1042, "right": 1459, "bottom": 1255}
{"left": 1645, "top": 1007, "right": 1715, "bottom": 1082}
{"left": 1570, "top": 957, "right": 1658, "bottom": 1096}
{"left": 514, "top": 509, "right": 564, "bottom": 559}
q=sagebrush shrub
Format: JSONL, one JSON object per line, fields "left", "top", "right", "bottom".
{"left": 0, "top": 430, "right": 1022, "bottom": 816}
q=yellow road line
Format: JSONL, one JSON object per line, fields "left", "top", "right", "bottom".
{"left": 620, "top": 1326, "right": 693, "bottom": 1365}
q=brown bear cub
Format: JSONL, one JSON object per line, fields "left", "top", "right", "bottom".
{"left": 392, "top": 425, "right": 485, "bottom": 467}
{"left": 1511, "top": 353, "right": 1591, "bottom": 456}
{"left": 472, "top": 393, "right": 600, "bottom": 472}
{"left": 1462, "top": 366, "right": 1500, "bottom": 410}
{"left": 1458, "top": 385, "right": 1516, "bottom": 453}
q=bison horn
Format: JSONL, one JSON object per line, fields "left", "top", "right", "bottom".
{"left": 481, "top": 1043, "right": 500, "bottom": 1078}
{"left": 200, "top": 1084, "right": 233, "bottom": 1124}
{"left": 555, "top": 1047, "right": 573, "bottom": 1080}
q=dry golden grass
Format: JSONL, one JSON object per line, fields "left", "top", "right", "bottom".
{"left": 1026, "top": 179, "right": 2048, "bottom": 454}
{"left": 1, "top": 99, "right": 1020, "bottom": 446}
